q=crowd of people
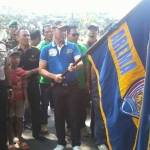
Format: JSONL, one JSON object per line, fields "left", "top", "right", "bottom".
{"left": 0, "top": 20, "right": 107, "bottom": 150}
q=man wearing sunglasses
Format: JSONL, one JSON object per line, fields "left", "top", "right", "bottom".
{"left": 67, "top": 25, "right": 90, "bottom": 137}
{"left": 67, "top": 26, "right": 80, "bottom": 43}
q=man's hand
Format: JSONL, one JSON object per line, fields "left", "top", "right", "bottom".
{"left": 68, "top": 63, "right": 77, "bottom": 72}
{"left": 54, "top": 74, "right": 63, "bottom": 83}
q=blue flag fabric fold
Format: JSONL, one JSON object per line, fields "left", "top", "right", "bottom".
{"left": 88, "top": 1, "right": 150, "bottom": 149}
{"left": 136, "top": 36, "right": 150, "bottom": 150}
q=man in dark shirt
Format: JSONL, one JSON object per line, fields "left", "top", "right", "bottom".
{"left": 12, "top": 29, "right": 43, "bottom": 140}
{"left": 30, "top": 30, "right": 41, "bottom": 47}
{"left": 86, "top": 24, "right": 99, "bottom": 48}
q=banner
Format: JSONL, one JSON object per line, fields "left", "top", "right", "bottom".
{"left": 88, "top": 1, "right": 150, "bottom": 149}
{"left": 136, "top": 37, "right": 150, "bottom": 150}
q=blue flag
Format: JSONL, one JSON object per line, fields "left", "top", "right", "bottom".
{"left": 136, "top": 36, "right": 150, "bottom": 150}
{"left": 88, "top": 1, "right": 150, "bottom": 149}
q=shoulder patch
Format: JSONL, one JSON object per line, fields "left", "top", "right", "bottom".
{"left": 66, "top": 49, "right": 73, "bottom": 54}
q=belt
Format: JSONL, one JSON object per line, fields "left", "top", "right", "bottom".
{"left": 51, "top": 81, "right": 78, "bottom": 87}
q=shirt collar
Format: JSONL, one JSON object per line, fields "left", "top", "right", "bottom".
{"left": 52, "top": 40, "right": 68, "bottom": 48}
{"left": 44, "top": 39, "right": 51, "bottom": 43}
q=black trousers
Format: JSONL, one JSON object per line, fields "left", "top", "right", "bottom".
{"left": 0, "top": 82, "right": 8, "bottom": 150}
{"left": 78, "top": 88, "right": 90, "bottom": 128}
{"left": 40, "top": 84, "right": 53, "bottom": 124}
{"left": 52, "top": 84, "right": 81, "bottom": 147}
{"left": 28, "top": 80, "right": 41, "bottom": 137}
{"left": 90, "top": 80, "right": 106, "bottom": 145}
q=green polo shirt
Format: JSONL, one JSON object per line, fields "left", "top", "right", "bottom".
{"left": 76, "top": 42, "right": 88, "bottom": 89}
{"left": 37, "top": 40, "right": 51, "bottom": 84}
{"left": 37, "top": 40, "right": 50, "bottom": 50}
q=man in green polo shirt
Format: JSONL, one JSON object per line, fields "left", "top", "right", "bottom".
{"left": 38, "top": 24, "right": 54, "bottom": 134}
{"left": 37, "top": 24, "right": 53, "bottom": 50}
{"left": 67, "top": 25, "right": 90, "bottom": 136}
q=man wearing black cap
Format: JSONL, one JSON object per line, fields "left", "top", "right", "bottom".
{"left": 86, "top": 25, "right": 108, "bottom": 149}
{"left": 39, "top": 22, "right": 83, "bottom": 150}
{"left": 86, "top": 24, "right": 99, "bottom": 48}
{"left": 5, "top": 20, "right": 19, "bottom": 50}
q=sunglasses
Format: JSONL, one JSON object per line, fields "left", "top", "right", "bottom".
{"left": 88, "top": 35, "right": 95, "bottom": 38}
{"left": 72, "top": 33, "right": 79, "bottom": 36}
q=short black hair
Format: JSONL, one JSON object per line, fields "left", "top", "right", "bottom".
{"left": 67, "top": 25, "right": 77, "bottom": 34}
{"left": 15, "top": 28, "right": 28, "bottom": 36}
{"left": 87, "top": 25, "right": 99, "bottom": 32}
{"left": 42, "top": 24, "right": 52, "bottom": 33}
{"left": 30, "top": 30, "right": 41, "bottom": 40}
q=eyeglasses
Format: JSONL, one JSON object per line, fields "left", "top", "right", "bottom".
{"left": 72, "top": 33, "right": 79, "bottom": 37}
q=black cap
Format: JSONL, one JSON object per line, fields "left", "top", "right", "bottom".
{"left": 54, "top": 21, "right": 68, "bottom": 30}
{"left": 87, "top": 24, "right": 99, "bottom": 32}
{"left": 8, "top": 20, "right": 19, "bottom": 28}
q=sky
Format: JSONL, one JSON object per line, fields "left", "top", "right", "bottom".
{"left": 0, "top": 0, "right": 141, "bottom": 19}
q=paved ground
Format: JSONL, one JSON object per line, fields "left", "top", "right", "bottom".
{"left": 22, "top": 109, "right": 98, "bottom": 150}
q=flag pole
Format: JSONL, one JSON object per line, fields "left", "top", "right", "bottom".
{"left": 61, "top": 0, "right": 143, "bottom": 77}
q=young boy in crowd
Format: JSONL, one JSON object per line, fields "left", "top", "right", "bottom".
{"left": 7, "top": 50, "right": 34, "bottom": 150}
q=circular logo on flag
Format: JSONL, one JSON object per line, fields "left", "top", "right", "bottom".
{"left": 121, "top": 78, "right": 145, "bottom": 118}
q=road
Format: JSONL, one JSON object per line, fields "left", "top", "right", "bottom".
{"left": 22, "top": 109, "right": 97, "bottom": 150}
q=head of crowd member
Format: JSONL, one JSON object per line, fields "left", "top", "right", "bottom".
{"left": 8, "top": 20, "right": 19, "bottom": 39}
{"left": 67, "top": 25, "right": 79, "bottom": 43}
{"left": 86, "top": 24, "right": 99, "bottom": 47}
{"left": 30, "top": 30, "right": 41, "bottom": 46}
{"left": 16, "top": 29, "right": 30, "bottom": 48}
{"left": 53, "top": 22, "right": 68, "bottom": 44}
{"left": 8, "top": 50, "right": 21, "bottom": 68}
{"left": 43, "top": 24, "right": 53, "bottom": 42}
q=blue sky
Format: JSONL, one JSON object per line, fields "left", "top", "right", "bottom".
{"left": 0, "top": 0, "right": 141, "bottom": 19}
